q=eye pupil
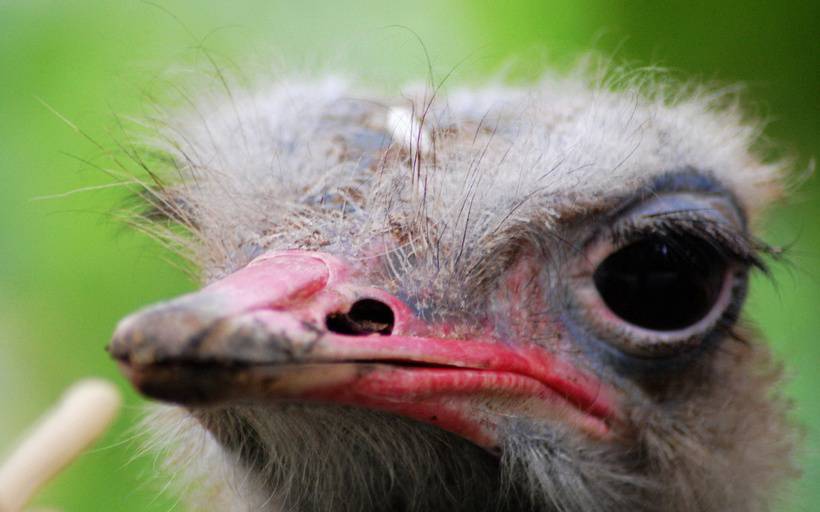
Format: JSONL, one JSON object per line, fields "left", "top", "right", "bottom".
{"left": 593, "top": 235, "right": 727, "bottom": 331}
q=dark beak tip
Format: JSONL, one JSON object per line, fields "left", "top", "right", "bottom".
{"left": 107, "top": 323, "right": 145, "bottom": 363}
{"left": 108, "top": 302, "right": 220, "bottom": 366}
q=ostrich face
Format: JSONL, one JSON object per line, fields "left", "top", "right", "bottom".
{"left": 108, "top": 77, "right": 796, "bottom": 511}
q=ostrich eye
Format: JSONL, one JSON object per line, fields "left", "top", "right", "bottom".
{"left": 570, "top": 191, "right": 756, "bottom": 359}
{"left": 592, "top": 234, "right": 727, "bottom": 331}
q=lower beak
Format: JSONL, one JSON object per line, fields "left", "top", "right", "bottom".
{"left": 109, "top": 251, "right": 616, "bottom": 451}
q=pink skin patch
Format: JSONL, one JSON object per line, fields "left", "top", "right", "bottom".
{"left": 112, "top": 250, "right": 619, "bottom": 452}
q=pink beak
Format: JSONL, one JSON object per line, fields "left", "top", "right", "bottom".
{"left": 109, "top": 251, "right": 616, "bottom": 451}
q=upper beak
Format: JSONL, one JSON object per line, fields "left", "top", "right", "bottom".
{"left": 109, "top": 251, "right": 616, "bottom": 451}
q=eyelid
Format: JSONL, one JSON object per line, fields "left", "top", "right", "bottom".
{"left": 607, "top": 194, "right": 768, "bottom": 271}
{"left": 615, "top": 193, "right": 743, "bottom": 230}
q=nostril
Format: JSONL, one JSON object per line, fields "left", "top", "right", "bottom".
{"left": 326, "top": 299, "right": 395, "bottom": 336}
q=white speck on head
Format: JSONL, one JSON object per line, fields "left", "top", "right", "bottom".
{"left": 387, "top": 106, "right": 432, "bottom": 156}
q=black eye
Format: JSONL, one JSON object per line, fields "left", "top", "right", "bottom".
{"left": 592, "top": 234, "right": 727, "bottom": 331}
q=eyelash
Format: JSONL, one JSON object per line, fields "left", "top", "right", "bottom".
{"left": 608, "top": 213, "right": 774, "bottom": 273}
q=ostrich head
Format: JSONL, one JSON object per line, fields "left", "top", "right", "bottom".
{"left": 108, "top": 73, "right": 797, "bottom": 511}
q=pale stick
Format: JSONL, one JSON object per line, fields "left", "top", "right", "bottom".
{"left": 0, "top": 379, "right": 122, "bottom": 512}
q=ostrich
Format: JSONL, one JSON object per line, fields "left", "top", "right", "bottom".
{"left": 108, "top": 70, "right": 798, "bottom": 512}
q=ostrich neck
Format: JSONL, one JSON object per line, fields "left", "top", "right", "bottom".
{"left": 192, "top": 404, "right": 532, "bottom": 512}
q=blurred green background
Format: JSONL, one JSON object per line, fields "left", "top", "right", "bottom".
{"left": 0, "top": 1, "right": 817, "bottom": 510}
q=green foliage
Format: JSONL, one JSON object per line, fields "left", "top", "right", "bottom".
{"left": 0, "top": 1, "right": 816, "bottom": 510}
